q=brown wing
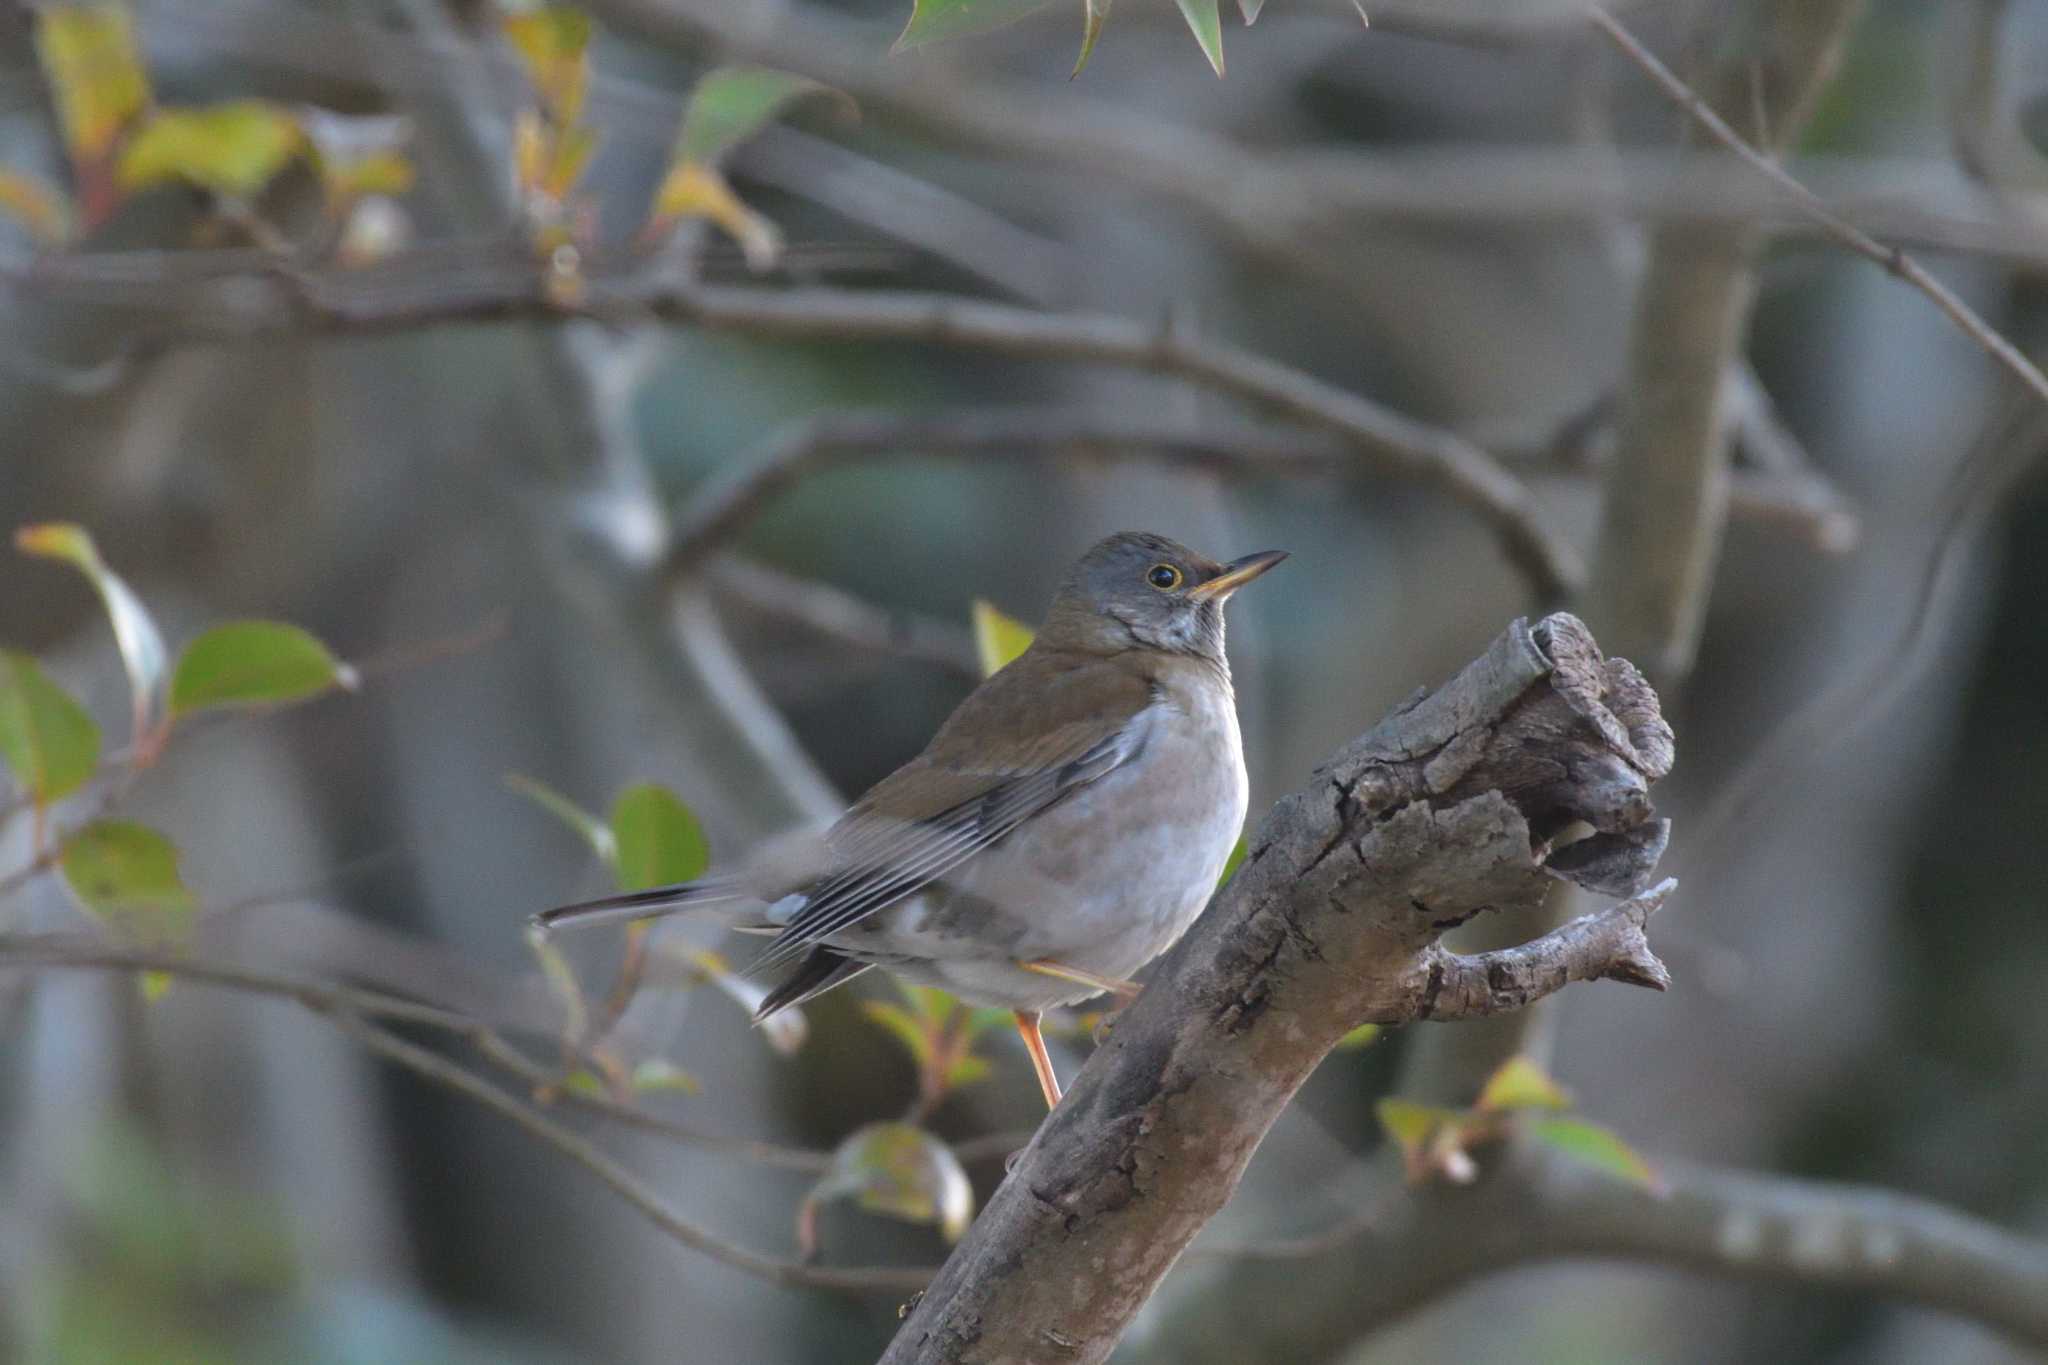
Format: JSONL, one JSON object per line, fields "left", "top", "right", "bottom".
{"left": 752, "top": 652, "right": 1155, "bottom": 971}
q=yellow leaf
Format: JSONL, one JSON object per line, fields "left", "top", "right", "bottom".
{"left": 34, "top": 4, "right": 150, "bottom": 163}
{"left": 1335, "top": 1022, "right": 1381, "bottom": 1050}
{"left": 513, "top": 110, "right": 549, "bottom": 197}
{"left": 118, "top": 102, "right": 305, "bottom": 198}
{"left": 969, "top": 599, "right": 1035, "bottom": 677}
{"left": 543, "top": 123, "right": 600, "bottom": 201}
{"left": 0, "top": 169, "right": 72, "bottom": 245}
{"left": 1374, "top": 1097, "right": 1445, "bottom": 1157}
{"left": 1476, "top": 1055, "right": 1572, "bottom": 1113}
{"left": 646, "top": 160, "right": 780, "bottom": 272}
{"left": 501, "top": 6, "right": 594, "bottom": 124}
{"left": 17, "top": 522, "right": 168, "bottom": 747}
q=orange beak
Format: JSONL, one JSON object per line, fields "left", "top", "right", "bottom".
{"left": 1189, "top": 550, "right": 1289, "bottom": 601}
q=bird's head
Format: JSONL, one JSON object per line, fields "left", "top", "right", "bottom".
{"left": 1041, "top": 531, "right": 1287, "bottom": 661}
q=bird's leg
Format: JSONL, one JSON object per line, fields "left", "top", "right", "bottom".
{"left": 1014, "top": 1010, "right": 1062, "bottom": 1110}
{"left": 1019, "top": 958, "right": 1144, "bottom": 1004}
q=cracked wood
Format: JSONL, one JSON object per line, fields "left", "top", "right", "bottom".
{"left": 880, "top": 613, "right": 1677, "bottom": 1364}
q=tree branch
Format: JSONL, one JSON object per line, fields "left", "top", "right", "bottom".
{"left": 1148, "top": 1145, "right": 2048, "bottom": 1359}
{"left": 1583, "top": 0, "right": 1868, "bottom": 683}
{"left": 325, "top": 1011, "right": 932, "bottom": 1295}
{"left": 881, "top": 613, "right": 1675, "bottom": 1364}
{"left": 1589, "top": 3, "right": 2048, "bottom": 409}
{"left": 707, "top": 556, "right": 981, "bottom": 680}
{"left": 0, "top": 260, "right": 1580, "bottom": 596}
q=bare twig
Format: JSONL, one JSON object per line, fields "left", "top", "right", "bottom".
{"left": 659, "top": 408, "right": 1357, "bottom": 585}
{"left": 1686, "top": 394, "right": 2048, "bottom": 869}
{"left": 1589, "top": 3, "right": 2048, "bottom": 407}
{"left": 5, "top": 260, "right": 1579, "bottom": 594}
{"left": 327, "top": 1011, "right": 932, "bottom": 1294}
{"left": 709, "top": 557, "right": 980, "bottom": 681}
{"left": 0, "top": 934, "right": 1040, "bottom": 1176}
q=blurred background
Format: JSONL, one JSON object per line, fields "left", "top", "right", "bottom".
{"left": 3, "top": 0, "right": 2047, "bottom": 1360}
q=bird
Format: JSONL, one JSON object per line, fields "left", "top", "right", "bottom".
{"left": 535, "top": 531, "right": 1286, "bottom": 1109}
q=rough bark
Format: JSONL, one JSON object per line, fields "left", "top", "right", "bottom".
{"left": 880, "top": 613, "right": 1675, "bottom": 1365}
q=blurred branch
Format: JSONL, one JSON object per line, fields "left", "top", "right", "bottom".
{"left": 1686, "top": 395, "right": 2048, "bottom": 870}
{"left": 884, "top": 614, "right": 1675, "bottom": 1363}
{"left": 0, "top": 934, "right": 1052, "bottom": 1290}
{"left": 709, "top": 557, "right": 980, "bottom": 681}
{"left": 1489, "top": 373, "right": 1862, "bottom": 553}
{"left": 1584, "top": 0, "right": 1868, "bottom": 682}
{"left": 0, "top": 264, "right": 1582, "bottom": 596}
{"left": 325, "top": 1012, "right": 933, "bottom": 1294}
{"left": 1153, "top": 1146, "right": 2048, "bottom": 1358}
{"left": 1590, "top": 3, "right": 2048, "bottom": 410}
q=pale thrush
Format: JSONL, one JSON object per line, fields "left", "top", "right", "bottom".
{"left": 537, "top": 531, "right": 1286, "bottom": 1108}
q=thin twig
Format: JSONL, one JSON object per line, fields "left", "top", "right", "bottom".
{"left": 709, "top": 557, "right": 980, "bottom": 680}
{"left": 1589, "top": 3, "right": 2048, "bottom": 407}
{"left": 326, "top": 1010, "right": 932, "bottom": 1294}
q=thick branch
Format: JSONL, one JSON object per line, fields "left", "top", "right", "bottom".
{"left": 882, "top": 614, "right": 1674, "bottom": 1364}
{"left": 1423, "top": 880, "right": 1675, "bottom": 1017}
{"left": 1146, "top": 1147, "right": 2048, "bottom": 1360}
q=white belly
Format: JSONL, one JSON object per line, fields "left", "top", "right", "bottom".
{"left": 853, "top": 685, "right": 1249, "bottom": 1010}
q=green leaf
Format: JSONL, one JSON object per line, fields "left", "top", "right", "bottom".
{"left": 1335, "top": 1022, "right": 1381, "bottom": 1050}
{"left": 1217, "top": 832, "right": 1247, "bottom": 888}
{"left": 1173, "top": 0, "right": 1226, "bottom": 77}
{"left": 861, "top": 1000, "right": 936, "bottom": 1068}
{"left": 506, "top": 773, "right": 616, "bottom": 866}
{"left": 970, "top": 599, "right": 1034, "bottom": 678}
{"left": 34, "top": 4, "right": 151, "bottom": 164}
{"left": 894, "top": 0, "right": 1057, "bottom": 52}
{"left": 0, "top": 651, "right": 100, "bottom": 806}
{"left": 961, "top": 1005, "right": 1013, "bottom": 1041}
{"left": 1073, "top": 0, "right": 1111, "bottom": 75}
{"left": 118, "top": 102, "right": 306, "bottom": 198}
{"left": 810, "top": 1122, "right": 974, "bottom": 1242}
{"left": 608, "top": 783, "right": 709, "bottom": 893}
{"left": 899, "top": 982, "right": 960, "bottom": 1024}
{"left": 1476, "top": 1055, "right": 1572, "bottom": 1113}
{"left": 675, "top": 67, "right": 850, "bottom": 167}
{"left": 17, "top": 523, "right": 168, "bottom": 744}
{"left": 58, "top": 820, "right": 197, "bottom": 946}
{"left": 944, "top": 1054, "right": 993, "bottom": 1088}
{"left": 1237, "top": 0, "right": 1264, "bottom": 21}
{"left": 1527, "top": 1117, "right": 1662, "bottom": 1192}
{"left": 168, "top": 621, "right": 353, "bottom": 719}
{"left": 629, "top": 1058, "right": 702, "bottom": 1095}
{"left": 1374, "top": 1097, "right": 1449, "bottom": 1158}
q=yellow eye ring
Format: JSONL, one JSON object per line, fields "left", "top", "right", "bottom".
{"left": 1146, "top": 563, "right": 1183, "bottom": 590}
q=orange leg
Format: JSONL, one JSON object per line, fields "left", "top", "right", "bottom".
{"left": 1014, "top": 1010, "right": 1063, "bottom": 1110}
{"left": 1019, "top": 958, "right": 1144, "bottom": 1004}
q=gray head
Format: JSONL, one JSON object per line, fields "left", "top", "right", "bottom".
{"left": 1040, "top": 531, "right": 1287, "bottom": 661}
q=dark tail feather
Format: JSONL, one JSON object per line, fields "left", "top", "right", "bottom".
{"left": 753, "top": 947, "right": 872, "bottom": 1020}
{"left": 533, "top": 878, "right": 746, "bottom": 933}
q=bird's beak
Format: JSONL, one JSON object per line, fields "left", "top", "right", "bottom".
{"left": 1189, "top": 550, "right": 1289, "bottom": 601}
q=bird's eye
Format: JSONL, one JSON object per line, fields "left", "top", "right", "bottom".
{"left": 1146, "top": 563, "right": 1183, "bottom": 590}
